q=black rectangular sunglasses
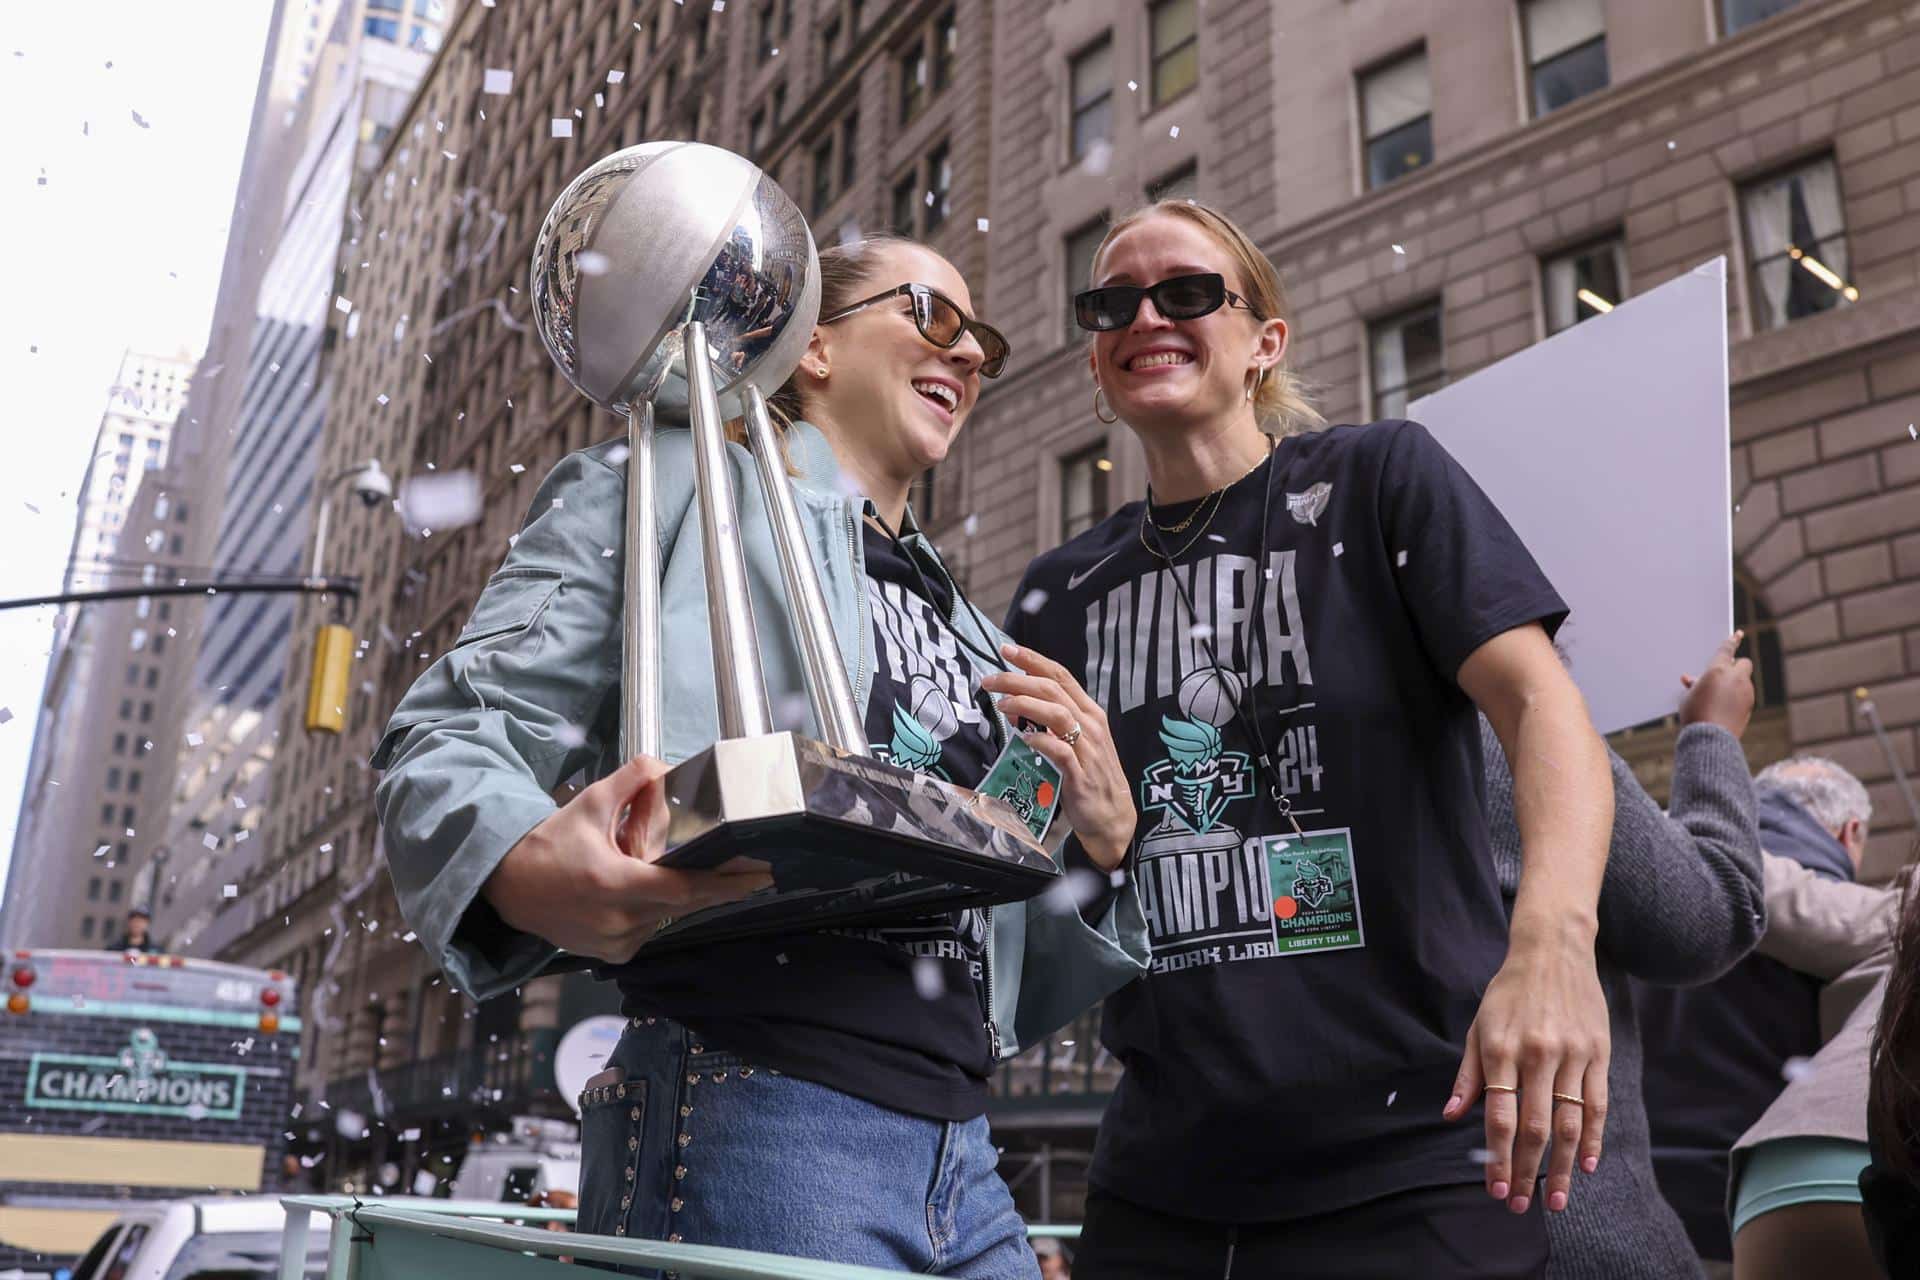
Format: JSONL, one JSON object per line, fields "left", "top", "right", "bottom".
{"left": 1073, "top": 271, "right": 1260, "bottom": 332}
{"left": 822, "top": 282, "right": 1011, "bottom": 377}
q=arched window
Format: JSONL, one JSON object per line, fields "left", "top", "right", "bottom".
{"left": 1734, "top": 571, "right": 1786, "bottom": 709}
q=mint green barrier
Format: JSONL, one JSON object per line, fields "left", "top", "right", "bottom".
{"left": 281, "top": 1196, "right": 1080, "bottom": 1279}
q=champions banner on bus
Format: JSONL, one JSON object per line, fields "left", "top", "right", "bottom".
{"left": 24, "top": 1027, "right": 248, "bottom": 1120}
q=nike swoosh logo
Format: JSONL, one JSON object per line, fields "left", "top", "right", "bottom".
{"left": 1067, "top": 549, "right": 1122, "bottom": 591}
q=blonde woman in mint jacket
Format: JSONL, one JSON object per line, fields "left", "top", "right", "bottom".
{"left": 372, "top": 236, "right": 1148, "bottom": 1276}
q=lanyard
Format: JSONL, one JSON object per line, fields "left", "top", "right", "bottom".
{"left": 1140, "top": 439, "right": 1308, "bottom": 840}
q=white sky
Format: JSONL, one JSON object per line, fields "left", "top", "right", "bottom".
{"left": 0, "top": 2, "right": 274, "bottom": 910}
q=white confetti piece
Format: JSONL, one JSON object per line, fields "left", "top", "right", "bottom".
{"left": 602, "top": 547, "right": 616, "bottom": 558}
{"left": 1666, "top": 139, "right": 1676, "bottom": 150}
{"left": 976, "top": 217, "right": 990, "bottom": 232}
{"left": 1396, "top": 549, "right": 1408, "bottom": 567}
{"left": 1908, "top": 423, "right": 1916, "bottom": 440}
{"left": 1387, "top": 1090, "right": 1398, "bottom": 1106}
{"left": 1391, "top": 243, "right": 1406, "bottom": 255}
{"left": 93, "top": 844, "right": 110, "bottom": 859}
{"left": 483, "top": 67, "right": 513, "bottom": 95}
{"left": 1782, "top": 1056, "right": 1815, "bottom": 1083}
{"left": 1127, "top": 79, "right": 1138, "bottom": 91}
{"left": 203, "top": 833, "right": 218, "bottom": 849}
{"left": 551, "top": 118, "right": 573, "bottom": 138}
{"left": 775, "top": 952, "right": 789, "bottom": 965}
{"left": 911, "top": 956, "right": 945, "bottom": 999}
{"left": 1332, "top": 541, "right": 1344, "bottom": 557}
{"left": 375, "top": 393, "right": 389, "bottom": 406}
{"left": 509, "top": 462, "right": 525, "bottom": 473}
{"left": 1188, "top": 623, "right": 1214, "bottom": 639}
{"left": 412, "top": 1171, "right": 438, "bottom": 1196}
{"left": 0, "top": 708, "right": 10, "bottom": 725}
{"left": 577, "top": 249, "right": 611, "bottom": 275}
{"left": 131, "top": 108, "right": 150, "bottom": 128}
{"left": 606, "top": 444, "right": 632, "bottom": 465}
{"left": 1169, "top": 125, "right": 1180, "bottom": 138}
{"left": 334, "top": 296, "right": 353, "bottom": 314}
{"left": 223, "top": 884, "right": 238, "bottom": 898}
{"left": 1469, "top": 1147, "right": 1494, "bottom": 1165}
{"left": 963, "top": 513, "right": 980, "bottom": 537}
{"left": 400, "top": 470, "right": 484, "bottom": 532}
{"left": 607, "top": 70, "right": 625, "bottom": 84}
{"left": 1019, "top": 588, "right": 1049, "bottom": 614}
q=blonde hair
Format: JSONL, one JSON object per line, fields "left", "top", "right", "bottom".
{"left": 1089, "top": 200, "right": 1324, "bottom": 436}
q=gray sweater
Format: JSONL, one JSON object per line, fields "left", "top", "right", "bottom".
{"left": 1481, "top": 720, "right": 1765, "bottom": 1280}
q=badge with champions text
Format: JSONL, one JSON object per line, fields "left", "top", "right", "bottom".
{"left": 1262, "top": 827, "right": 1365, "bottom": 953}
{"left": 978, "top": 736, "right": 1063, "bottom": 844}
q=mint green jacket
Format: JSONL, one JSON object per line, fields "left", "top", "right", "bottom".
{"left": 371, "top": 419, "right": 1149, "bottom": 1061}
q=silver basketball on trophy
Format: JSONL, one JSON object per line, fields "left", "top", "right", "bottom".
{"left": 529, "top": 141, "right": 821, "bottom": 415}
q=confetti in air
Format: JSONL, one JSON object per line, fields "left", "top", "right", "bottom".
{"left": 911, "top": 957, "right": 945, "bottom": 1000}
{"left": 399, "top": 471, "right": 485, "bottom": 533}
{"left": 1469, "top": 1147, "right": 1494, "bottom": 1165}
{"left": 1332, "top": 541, "right": 1344, "bottom": 557}
{"left": 203, "top": 833, "right": 218, "bottom": 850}
{"left": 977, "top": 218, "right": 990, "bottom": 232}
{"left": 0, "top": 708, "right": 10, "bottom": 725}
{"left": 577, "top": 250, "right": 612, "bottom": 276}
{"left": 482, "top": 68, "right": 513, "bottom": 95}
{"left": 551, "top": 118, "right": 573, "bottom": 138}
{"left": 1781, "top": 1056, "right": 1815, "bottom": 1083}
{"left": 1169, "top": 125, "right": 1180, "bottom": 138}
{"left": 223, "top": 884, "right": 238, "bottom": 898}
{"left": 607, "top": 70, "right": 625, "bottom": 84}
{"left": 1396, "top": 549, "right": 1408, "bottom": 567}
{"left": 1392, "top": 244, "right": 1406, "bottom": 255}
{"left": 130, "top": 109, "right": 150, "bottom": 129}
{"left": 1019, "top": 589, "right": 1049, "bottom": 614}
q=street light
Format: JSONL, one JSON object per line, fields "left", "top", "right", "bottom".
{"left": 305, "top": 460, "right": 395, "bottom": 734}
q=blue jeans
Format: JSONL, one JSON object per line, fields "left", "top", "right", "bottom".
{"left": 578, "top": 1016, "right": 1040, "bottom": 1278}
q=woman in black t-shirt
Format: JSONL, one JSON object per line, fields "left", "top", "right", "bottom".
{"left": 1002, "top": 200, "right": 1616, "bottom": 1279}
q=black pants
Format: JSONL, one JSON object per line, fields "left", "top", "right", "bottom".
{"left": 1074, "top": 1182, "right": 1549, "bottom": 1280}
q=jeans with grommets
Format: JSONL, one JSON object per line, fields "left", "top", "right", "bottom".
{"left": 577, "top": 1015, "right": 1038, "bottom": 1278}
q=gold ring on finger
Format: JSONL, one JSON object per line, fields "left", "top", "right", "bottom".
{"left": 1060, "top": 722, "right": 1083, "bottom": 746}
{"left": 1552, "top": 1092, "right": 1586, "bottom": 1107}
{"left": 1482, "top": 1083, "right": 1519, "bottom": 1095}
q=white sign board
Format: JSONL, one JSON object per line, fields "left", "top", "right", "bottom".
{"left": 1410, "top": 257, "right": 1732, "bottom": 735}
{"left": 553, "top": 1015, "right": 627, "bottom": 1116}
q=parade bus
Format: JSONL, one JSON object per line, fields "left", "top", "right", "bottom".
{"left": 0, "top": 949, "right": 297, "bottom": 1276}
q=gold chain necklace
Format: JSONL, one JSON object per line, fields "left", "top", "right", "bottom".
{"left": 1144, "top": 448, "right": 1272, "bottom": 533}
{"left": 1140, "top": 439, "right": 1275, "bottom": 563}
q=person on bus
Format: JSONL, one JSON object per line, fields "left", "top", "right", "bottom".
{"left": 110, "top": 907, "right": 159, "bottom": 954}
{"left": 374, "top": 234, "right": 1149, "bottom": 1276}
{"left": 1003, "top": 198, "right": 1614, "bottom": 1279}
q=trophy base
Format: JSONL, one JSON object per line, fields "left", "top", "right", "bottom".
{"left": 635, "top": 733, "right": 1061, "bottom": 954}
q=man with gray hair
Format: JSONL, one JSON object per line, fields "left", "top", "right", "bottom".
{"left": 1639, "top": 753, "right": 1886, "bottom": 1269}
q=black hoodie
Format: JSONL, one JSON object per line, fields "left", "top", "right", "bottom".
{"left": 1635, "top": 786, "right": 1856, "bottom": 1260}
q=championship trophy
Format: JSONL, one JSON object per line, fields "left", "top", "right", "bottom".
{"left": 528, "top": 143, "right": 1060, "bottom": 953}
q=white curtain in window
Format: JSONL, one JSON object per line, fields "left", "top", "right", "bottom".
{"left": 1743, "top": 179, "right": 1792, "bottom": 325}
{"left": 1796, "top": 158, "right": 1849, "bottom": 278}
{"left": 1543, "top": 256, "right": 1578, "bottom": 332}
{"left": 1371, "top": 324, "right": 1408, "bottom": 415}
{"left": 1525, "top": 0, "right": 1605, "bottom": 62}
{"left": 1362, "top": 52, "right": 1430, "bottom": 136}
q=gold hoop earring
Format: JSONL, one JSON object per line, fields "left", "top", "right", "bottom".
{"left": 1245, "top": 366, "right": 1267, "bottom": 403}
{"left": 1092, "top": 384, "right": 1118, "bottom": 425}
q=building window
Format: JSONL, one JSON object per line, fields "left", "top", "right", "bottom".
{"left": 120, "top": 699, "right": 133, "bottom": 718}
{"left": 101, "top": 804, "right": 115, "bottom": 824}
{"left": 749, "top": 108, "right": 767, "bottom": 155}
{"left": 89, "top": 877, "right": 102, "bottom": 901}
{"left": 1060, "top": 444, "right": 1114, "bottom": 541}
{"left": 128, "top": 770, "right": 141, "bottom": 794}
{"left": 1369, "top": 302, "right": 1446, "bottom": 420}
{"left": 1523, "top": 0, "right": 1608, "bottom": 116}
{"left": 924, "top": 142, "right": 951, "bottom": 231}
{"left": 107, "top": 768, "right": 122, "bottom": 791}
{"left": 821, "top": 17, "right": 842, "bottom": 66}
{"left": 900, "top": 41, "right": 928, "bottom": 122}
{"left": 1735, "top": 573, "right": 1786, "bottom": 709}
{"left": 114, "top": 733, "right": 127, "bottom": 754}
{"left": 363, "top": 16, "right": 400, "bottom": 42}
{"left": 840, "top": 111, "right": 860, "bottom": 190}
{"left": 144, "top": 667, "right": 157, "bottom": 689}
{"left": 772, "top": 82, "right": 788, "bottom": 124}
{"left": 108, "top": 879, "right": 123, "bottom": 904}
{"left": 140, "top": 701, "right": 153, "bottom": 723}
{"left": 932, "top": 9, "right": 956, "bottom": 93}
{"left": 1722, "top": 0, "right": 1801, "bottom": 35}
{"left": 910, "top": 465, "right": 938, "bottom": 525}
{"left": 1147, "top": 161, "right": 1198, "bottom": 202}
{"left": 1542, "top": 236, "right": 1626, "bottom": 334}
{"left": 121, "top": 805, "right": 134, "bottom": 827}
{"left": 82, "top": 916, "right": 96, "bottom": 940}
{"left": 126, "top": 662, "right": 140, "bottom": 686}
{"left": 811, "top": 135, "right": 835, "bottom": 213}
{"left": 892, "top": 173, "right": 919, "bottom": 235}
{"left": 1742, "top": 155, "right": 1854, "bottom": 332}
{"left": 1149, "top": 0, "right": 1198, "bottom": 108}
{"left": 1069, "top": 36, "right": 1113, "bottom": 163}
{"left": 1360, "top": 49, "right": 1432, "bottom": 189}
{"left": 1065, "top": 217, "right": 1108, "bottom": 340}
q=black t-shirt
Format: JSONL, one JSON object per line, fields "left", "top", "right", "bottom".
{"left": 613, "top": 524, "right": 1001, "bottom": 1121}
{"left": 1005, "top": 421, "right": 1567, "bottom": 1222}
